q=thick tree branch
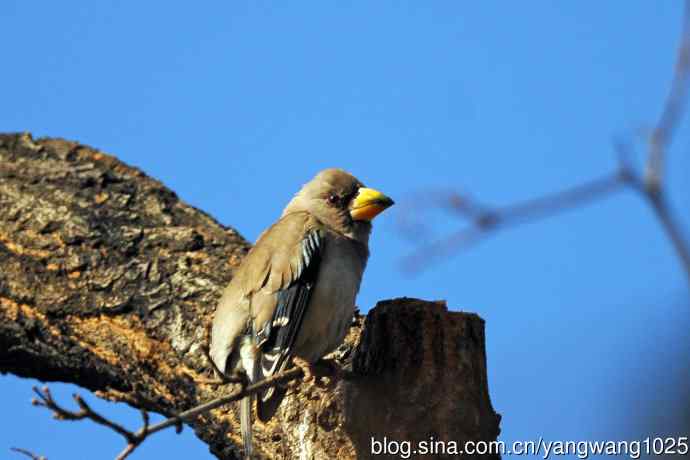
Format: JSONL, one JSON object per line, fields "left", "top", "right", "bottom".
{"left": 0, "top": 133, "right": 500, "bottom": 459}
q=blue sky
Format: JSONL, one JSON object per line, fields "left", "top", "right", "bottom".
{"left": 2, "top": 1, "right": 689, "bottom": 459}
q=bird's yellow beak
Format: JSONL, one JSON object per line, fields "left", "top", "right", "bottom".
{"left": 349, "top": 187, "right": 395, "bottom": 221}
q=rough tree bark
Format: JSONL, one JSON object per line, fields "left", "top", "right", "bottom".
{"left": 0, "top": 133, "right": 501, "bottom": 459}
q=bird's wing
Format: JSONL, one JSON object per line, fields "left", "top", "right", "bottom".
{"left": 209, "top": 212, "right": 322, "bottom": 377}
{"left": 234, "top": 212, "right": 323, "bottom": 380}
{"left": 254, "top": 219, "right": 323, "bottom": 378}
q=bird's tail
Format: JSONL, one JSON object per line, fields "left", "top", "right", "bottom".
{"left": 238, "top": 335, "right": 258, "bottom": 459}
{"left": 255, "top": 357, "right": 291, "bottom": 423}
{"left": 240, "top": 394, "right": 253, "bottom": 460}
{"left": 256, "top": 384, "right": 288, "bottom": 423}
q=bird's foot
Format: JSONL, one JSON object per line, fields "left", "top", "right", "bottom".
{"left": 193, "top": 375, "right": 231, "bottom": 386}
{"left": 312, "top": 359, "right": 353, "bottom": 388}
{"left": 191, "top": 369, "right": 247, "bottom": 387}
{"left": 292, "top": 356, "right": 317, "bottom": 386}
{"left": 227, "top": 370, "right": 250, "bottom": 387}
{"left": 201, "top": 345, "right": 248, "bottom": 387}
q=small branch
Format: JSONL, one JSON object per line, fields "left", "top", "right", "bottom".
{"left": 401, "top": 171, "right": 628, "bottom": 271}
{"left": 31, "top": 366, "right": 306, "bottom": 460}
{"left": 10, "top": 447, "right": 47, "bottom": 460}
{"left": 642, "top": 0, "right": 690, "bottom": 283}
{"left": 32, "top": 387, "right": 135, "bottom": 440}
{"left": 140, "top": 366, "right": 303, "bottom": 439}
{"left": 402, "top": 154, "right": 689, "bottom": 281}
{"left": 629, "top": 171, "right": 690, "bottom": 285}
{"left": 402, "top": 4, "right": 690, "bottom": 284}
{"left": 496, "top": 172, "right": 627, "bottom": 225}
{"left": 646, "top": 193, "right": 690, "bottom": 281}
{"left": 620, "top": 141, "right": 690, "bottom": 284}
{"left": 646, "top": 0, "right": 690, "bottom": 191}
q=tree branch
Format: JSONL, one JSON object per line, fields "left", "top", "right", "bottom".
{"left": 402, "top": 3, "right": 690, "bottom": 285}
{"left": 401, "top": 170, "right": 629, "bottom": 271}
{"left": 646, "top": 0, "right": 690, "bottom": 190}
{"left": 10, "top": 448, "right": 46, "bottom": 460}
{"left": 31, "top": 365, "right": 306, "bottom": 460}
{"left": 0, "top": 134, "right": 500, "bottom": 459}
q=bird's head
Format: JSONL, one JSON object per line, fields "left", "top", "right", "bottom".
{"left": 282, "top": 168, "right": 394, "bottom": 243}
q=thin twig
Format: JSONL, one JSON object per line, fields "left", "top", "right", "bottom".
{"left": 10, "top": 447, "right": 47, "bottom": 460}
{"left": 403, "top": 3, "right": 690, "bottom": 284}
{"left": 31, "top": 366, "right": 306, "bottom": 460}
{"left": 402, "top": 171, "right": 628, "bottom": 271}
{"left": 32, "top": 387, "right": 135, "bottom": 440}
{"left": 138, "top": 366, "right": 303, "bottom": 439}
{"left": 496, "top": 172, "right": 627, "bottom": 225}
{"left": 646, "top": 193, "right": 690, "bottom": 280}
{"left": 641, "top": 0, "right": 690, "bottom": 284}
{"left": 646, "top": 0, "right": 690, "bottom": 190}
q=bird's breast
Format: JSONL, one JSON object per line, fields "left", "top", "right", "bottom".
{"left": 292, "top": 236, "right": 365, "bottom": 362}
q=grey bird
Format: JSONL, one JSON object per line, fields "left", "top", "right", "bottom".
{"left": 209, "top": 168, "right": 394, "bottom": 458}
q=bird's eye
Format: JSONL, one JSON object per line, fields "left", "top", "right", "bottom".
{"left": 327, "top": 194, "right": 339, "bottom": 206}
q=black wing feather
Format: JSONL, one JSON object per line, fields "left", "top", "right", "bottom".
{"left": 257, "top": 230, "right": 322, "bottom": 380}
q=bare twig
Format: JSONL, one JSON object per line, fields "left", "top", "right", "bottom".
{"left": 623, "top": 140, "right": 690, "bottom": 283}
{"left": 646, "top": 192, "right": 690, "bottom": 277}
{"left": 402, "top": 170, "right": 629, "bottom": 271}
{"left": 32, "top": 387, "right": 136, "bottom": 439}
{"left": 403, "top": 2, "right": 690, "bottom": 285}
{"left": 646, "top": 0, "right": 690, "bottom": 190}
{"left": 32, "top": 365, "right": 305, "bottom": 460}
{"left": 10, "top": 447, "right": 47, "bottom": 460}
{"left": 641, "top": 0, "right": 690, "bottom": 283}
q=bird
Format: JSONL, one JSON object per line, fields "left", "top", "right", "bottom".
{"left": 209, "top": 168, "right": 394, "bottom": 459}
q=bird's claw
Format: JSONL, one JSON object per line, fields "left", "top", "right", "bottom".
{"left": 290, "top": 359, "right": 353, "bottom": 390}
{"left": 228, "top": 370, "right": 250, "bottom": 388}
{"left": 312, "top": 359, "right": 349, "bottom": 388}
{"left": 292, "top": 357, "right": 317, "bottom": 385}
